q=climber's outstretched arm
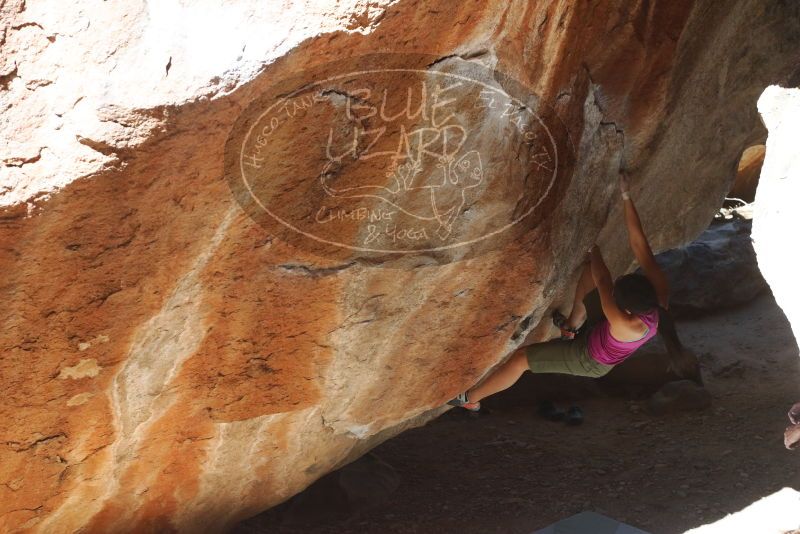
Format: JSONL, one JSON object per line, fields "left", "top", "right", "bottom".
{"left": 588, "top": 245, "right": 627, "bottom": 325}
{"left": 619, "top": 172, "right": 670, "bottom": 308}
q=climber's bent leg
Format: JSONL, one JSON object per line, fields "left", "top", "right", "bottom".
{"left": 461, "top": 326, "right": 613, "bottom": 406}
{"left": 566, "top": 263, "right": 595, "bottom": 330}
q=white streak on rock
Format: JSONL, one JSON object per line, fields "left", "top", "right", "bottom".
{"left": 180, "top": 407, "right": 322, "bottom": 532}
{"left": 39, "top": 207, "right": 236, "bottom": 532}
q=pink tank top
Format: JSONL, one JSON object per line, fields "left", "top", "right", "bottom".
{"left": 587, "top": 309, "right": 659, "bottom": 365}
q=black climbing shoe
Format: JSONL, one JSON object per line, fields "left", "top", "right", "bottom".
{"left": 565, "top": 405, "right": 584, "bottom": 426}
{"left": 538, "top": 400, "right": 566, "bottom": 422}
{"left": 552, "top": 310, "right": 579, "bottom": 340}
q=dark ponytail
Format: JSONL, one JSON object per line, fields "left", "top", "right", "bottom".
{"left": 657, "top": 306, "right": 703, "bottom": 385}
{"left": 615, "top": 273, "right": 702, "bottom": 384}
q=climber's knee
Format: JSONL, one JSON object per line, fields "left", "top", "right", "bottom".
{"left": 508, "top": 349, "right": 530, "bottom": 374}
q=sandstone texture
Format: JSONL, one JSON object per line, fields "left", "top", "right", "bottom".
{"left": 2, "top": 1, "right": 799, "bottom": 532}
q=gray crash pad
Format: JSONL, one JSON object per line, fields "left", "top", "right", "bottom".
{"left": 532, "top": 511, "right": 650, "bottom": 534}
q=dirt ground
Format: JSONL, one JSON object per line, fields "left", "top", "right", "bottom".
{"left": 237, "top": 292, "right": 800, "bottom": 534}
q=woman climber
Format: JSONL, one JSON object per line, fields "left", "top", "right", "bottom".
{"left": 448, "top": 171, "right": 694, "bottom": 412}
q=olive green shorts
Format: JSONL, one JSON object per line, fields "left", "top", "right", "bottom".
{"left": 524, "top": 290, "right": 614, "bottom": 378}
{"left": 524, "top": 332, "right": 613, "bottom": 378}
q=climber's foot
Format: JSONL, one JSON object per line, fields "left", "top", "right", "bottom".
{"left": 552, "top": 310, "right": 578, "bottom": 340}
{"left": 448, "top": 392, "right": 481, "bottom": 412}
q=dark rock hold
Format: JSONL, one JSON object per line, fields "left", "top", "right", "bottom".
{"left": 649, "top": 218, "right": 766, "bottom": 318}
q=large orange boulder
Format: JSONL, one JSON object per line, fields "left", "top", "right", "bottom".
{"left": 1, "top": 1, "right": 799, "bottom": 532}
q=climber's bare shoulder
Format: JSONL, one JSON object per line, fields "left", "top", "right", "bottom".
{"left": 608, "top": 314, "right": 649, "bottom": 342}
